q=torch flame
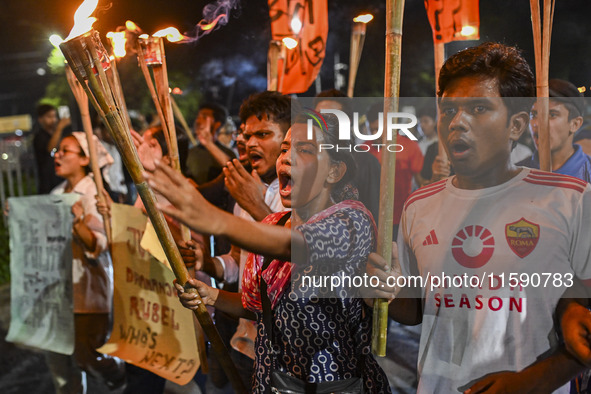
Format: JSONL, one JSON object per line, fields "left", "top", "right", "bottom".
{"left": 65, "top": 0, "right": 99, "bottom": 41}
{"left": 282, "top": 37, "right": 298, "bottom": 50}
{"left": 290, "top": 15, "right": 302, "bottom": 34}
{"left": 126, "top": 20, "right": 142, "bottom": 33}
{"left": 106, "top": 31, "right": 127, "bottom": 58}
{"left": 199, "top": 14, "right": 226, "bottom": 31}
{"left": 49, "top": 34, "right": 64, "bottom": 48}
{"left": 353, "top": 14, "right": 374, "bottom": 24}
{"left": 153, "top": 27, "right": 187, "bottom": 43}
{"left": 460, "top": 25, "right": 477, "bottom": 37}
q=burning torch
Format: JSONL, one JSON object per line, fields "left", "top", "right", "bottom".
{"left": 58, "top": 2, "right": 245, "bottom": 392}
{"left": 348, "top": 13, "right": 374, "bottom": 97}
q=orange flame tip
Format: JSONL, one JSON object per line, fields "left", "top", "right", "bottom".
{"left": 199, "top": 14, "right": 226, "bottom": 31}
{"left": 153, "top": 27, "right": 186, "bottom": 43}
{"left": 126, "top": 20, "right": 141, "bottom": 32}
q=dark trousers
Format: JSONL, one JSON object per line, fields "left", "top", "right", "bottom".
{"left": 45, "top": 313, "right": 126, "bottom": 394}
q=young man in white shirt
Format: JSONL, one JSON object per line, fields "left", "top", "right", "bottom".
{"left": 368, "top": 42, "right": 590, "bottom": 393}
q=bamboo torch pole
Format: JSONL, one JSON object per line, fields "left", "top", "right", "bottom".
{"left": 140, "top": 33, "right": 204, "bottom": 368}
{"left": 267, "top": 40, "right": 281, "bottom": 91}
{"left": 59, "top": 32, "right": 247, "bottom": 394}
{"left": 152, "top": 38, "right": 181, "bottom": 173}
{"left": 151, "top": 37, "right": 191, "bottom": 243}
{"left": 106, "top": 57, "right": 132, "bottom": 129}
{"left": 136, "top": 42, "right": 172, "bottom": 153}
{"left": 434, "top": 42, "right": 448, "bottom": 161}
{"left": 530, "top": 0, "right": 555, "bottom": 172}
{"left": 105, "top": 31, "right": 132, "bottom": 129}
{"left": 347, "top": 15, "right": 373, "bottom": 97}
{"left": 372, "top": 0, "right": 405, "bottom": 357}
{"left": 65, "top": 66, "right": 112, "bottom": 243}
{"left": 170, "top": 95, "right": 197, "bottom": 146}
{"left": 347, "top": 23, "right": 363, "bottom": 97}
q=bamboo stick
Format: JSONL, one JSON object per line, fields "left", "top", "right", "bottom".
{"left": 153, "top": 38, "right": 180, "bottom": 173}
{"left": 171, "top": 95, "right": 197, "bottom": 146}
{"left": 136, "top": 44, "right": 172, "bottom": 153}
{"left": 372, "top": 0, "right": 405, "bottom": 357}
{"left": 86, "top": 35, "right": 232, "bottom": 387}
{"left": 530, "top": 0, "right": 554, "bottom": 172}
{"left": 433, "top": 42, "right": 448, "bottom": 162}
{"left": 59, "top": 33, "right": 247, "bottom": 394}
{"left": 267, "top": 40, "right": 281, "bottom": 91}
{"left": 347, "top": 22, "right": 367, "bottom": 97}
{"left": 151, "top": 38, "right": 190, "bottom": 243}
{"left": 278, "top": 44, "right": 287, "bottom": 94}
{"left": 65, "top": 66, "right": 112, "bottom": 243}
{"left": 106, "top": 58, "right": 132, "bottom": 129}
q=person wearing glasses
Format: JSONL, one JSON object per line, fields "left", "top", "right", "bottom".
{"left": 45, "top": 132, "right": 126, "bottom": 394}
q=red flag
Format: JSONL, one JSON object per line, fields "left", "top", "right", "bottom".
{"left": 268, "top": 0, "right": 328, "bottom": 94}
{"left": 425, "top": 0, "right": 480, "bottom": 44}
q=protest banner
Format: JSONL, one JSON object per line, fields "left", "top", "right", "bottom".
{"left": 268, "top": 0, "right": 328, "bottom": 94}
{"left": 6, "top": 194, "right": 79, "bottom": 354}
{"left": 98, "top": 203, "right": 199, "bottom": 384}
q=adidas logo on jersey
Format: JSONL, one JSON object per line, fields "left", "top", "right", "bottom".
{"left": 423, "top": 230, "right": 439, "bottom": 246}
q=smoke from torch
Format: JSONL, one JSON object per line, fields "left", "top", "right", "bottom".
{"left": 190, "top": 0, "right": 238, "bottom": 40}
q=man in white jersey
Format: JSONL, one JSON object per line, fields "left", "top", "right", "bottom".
{"left": 368, "top": 42, "right": 590, "bottom": 393}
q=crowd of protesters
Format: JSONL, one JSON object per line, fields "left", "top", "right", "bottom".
{"left": 12, "top": 41, "right": 591, "bottom": 394}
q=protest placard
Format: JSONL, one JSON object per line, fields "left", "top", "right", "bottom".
{"left": 98, "top": 203, "right": 199, "bottom": 384}
{"left": 6, "top": 194, "right": 79, "bottom": 354}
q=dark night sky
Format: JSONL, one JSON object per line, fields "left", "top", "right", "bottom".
{"left": 2, "top": 0, "right": 591, "bottom": 118}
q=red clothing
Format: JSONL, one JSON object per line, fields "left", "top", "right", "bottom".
{"left": 366, "top": 135, "right": 424, "bottom": 224}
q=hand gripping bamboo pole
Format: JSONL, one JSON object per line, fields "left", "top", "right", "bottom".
{"left": 59, "top": 32, "right": 247, "bottom": 394}
{"left": 65, "top": 66, "right": 112, "bottom": 243}
{"left": 372, "top": 0, "right": 406, "bottom": 357}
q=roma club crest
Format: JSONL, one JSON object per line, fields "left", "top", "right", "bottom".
{"left": 505, "top": 218, "right": 540, "bottom": 258}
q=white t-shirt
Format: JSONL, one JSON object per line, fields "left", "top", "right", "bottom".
{"left": 398, "top": 168, "right": 591, "bottom": 394}
{"left": 51, "top": 175, "right": 112, "bottom": 313}
{"left": 103, "top": 142, "right": 128, "bottom": 195}
{"left": 510, "top": 142, "right": 534, "bottom": 165}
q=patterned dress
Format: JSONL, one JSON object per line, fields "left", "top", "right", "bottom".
{"left": 242, "top": 200, "right": 391, "bottom": 393}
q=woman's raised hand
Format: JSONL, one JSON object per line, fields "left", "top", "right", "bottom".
{"left": 143, "top": 160, "right": 227, "bottom": 236}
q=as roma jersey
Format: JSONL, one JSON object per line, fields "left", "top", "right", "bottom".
{"left": 399, "top": 168, "right": 591, "bottom": 394}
